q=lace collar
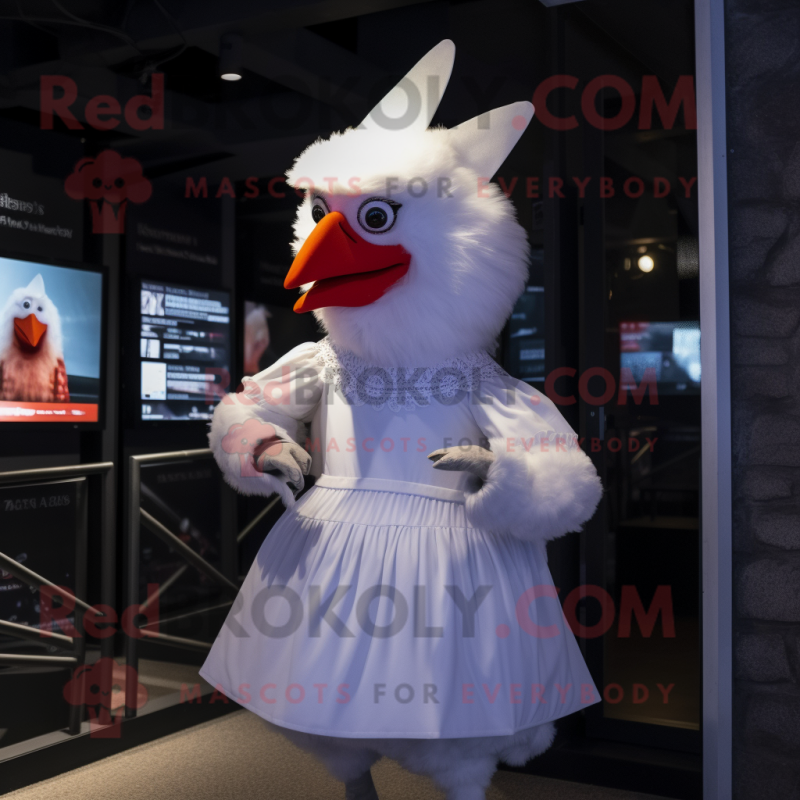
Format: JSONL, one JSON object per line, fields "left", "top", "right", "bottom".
{"left": 314, "top": 337, "right": 507, "bottom": 412}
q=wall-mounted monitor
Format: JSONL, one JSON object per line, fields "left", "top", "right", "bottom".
{"left": 139, "top": 280, "right": 231, "bottom": 421}
{"left": 0, "top": 254, "right": 104, "bottom": 424}
{"left": 620, "top": 321, "right": 701, "bottom": 396}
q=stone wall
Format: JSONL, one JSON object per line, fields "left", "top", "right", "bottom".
{"left": 726, "top": 0, "right": 800, "bottom": 796}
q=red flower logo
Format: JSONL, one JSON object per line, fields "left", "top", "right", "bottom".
{"left": 64, "top": 150, "right": 152, "bottom": 234}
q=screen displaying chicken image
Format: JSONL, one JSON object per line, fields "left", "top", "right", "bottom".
{"left": 0, "top": 256, "right": 103, "bottom": 423}
{"left": 139, "top": 280, "right": 231, "bottom": 421}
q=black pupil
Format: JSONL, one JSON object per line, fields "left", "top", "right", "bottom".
{"left": 114, "top": 177, "right": 124, "bottom": 188}
{"left": 312, "top": 205, "right": 325, "bottom": 223}
{"left": 366, "top": 207, "right": 387, "bottom": 229}
{"left": 92, "top": 177, "right": 102, "bottom": 188}
{"left": 24, "top": 302, "right": 29, "bottom": 308}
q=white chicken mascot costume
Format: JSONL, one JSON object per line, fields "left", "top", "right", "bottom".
{"left": 0, "top": 274, "right": 69, "bottom": 403}
{"left": 202, "top": 40, "right": 603, "bottom": 800}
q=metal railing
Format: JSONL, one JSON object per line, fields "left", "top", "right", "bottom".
{"left": 0, "top": 462, "right": 115, "bottom": 736}
{"left": 125, "top": 449, "right": 278, "bottom": 717}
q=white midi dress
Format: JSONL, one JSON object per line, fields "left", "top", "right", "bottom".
{"left": 200, "top": 338, "right": 600, "bottom": 739}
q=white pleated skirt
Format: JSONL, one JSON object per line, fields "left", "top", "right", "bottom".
{"left": 200, "top": 475, "right": 599, "bottom": 739}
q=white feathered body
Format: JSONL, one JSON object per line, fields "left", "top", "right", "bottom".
{"left": 204, "top": 41, "right": 602, "bottom": 800}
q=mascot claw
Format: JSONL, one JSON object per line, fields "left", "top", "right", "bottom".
{"left": 254, "top": 437, "right": 312, "bottom": 496}
{"left": 428, "top": 445, "right": 494, "bottom": 483}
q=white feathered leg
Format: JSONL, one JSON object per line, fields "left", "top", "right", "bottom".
{"left": 264, "top": 722, "right": 380, "bottom": 798}
{"left": 423, "top": 750, "right": 496, "bottom": 800}
{"left": 263, "top": 720, "right": 555, "bottom": 800}
{"left": 491, "top": 721, "right": 556, "bottom": 767}
{"left": 379, "top": 722, "right": 556, "bottom": 800}
{"left": 379, "top": 738, "right": 495, "bottom": 800}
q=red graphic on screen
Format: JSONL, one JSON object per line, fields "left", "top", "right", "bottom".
{"left": 63, "top": 658, "right": 148, "bottom": 737}
{"left": 64, "top": 150, "right": 152, "bottom": 234}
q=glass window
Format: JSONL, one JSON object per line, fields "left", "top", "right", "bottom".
{"left": 494, "top": 0, "right": 701, "bottom": 767}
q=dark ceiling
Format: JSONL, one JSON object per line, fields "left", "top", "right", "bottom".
{"left": 0, "top": 0, "right": 696, "bottom": 208}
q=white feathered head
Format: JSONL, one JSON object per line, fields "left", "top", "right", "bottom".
{"left": 0, "top": 274, "right": 64, "bottom": 357}
{"left": 284, "top": 40, "right": 533, "bottom": 367}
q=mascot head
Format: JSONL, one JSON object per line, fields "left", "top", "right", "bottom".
{"left": 1, "top": 274, "right": 64, "bottom": 357}
{"left": 284, "top": 40, "right": 534, "bottom": 367}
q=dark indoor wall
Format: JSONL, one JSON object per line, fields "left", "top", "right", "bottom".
{"left": 725, "top": 0, "right": 800, "bottom": 796}
{"left": 0, "top": 2, "right": 728, "bottom": 794}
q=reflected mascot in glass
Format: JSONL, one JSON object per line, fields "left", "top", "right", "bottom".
{"left": 203, "top": 41, "right": 603, "bottom": 800}
{"left": 0, "top": 274, "right": 70, "bottom": 402}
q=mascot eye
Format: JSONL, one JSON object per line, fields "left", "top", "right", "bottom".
{"left": 357, "top": 198, "right": 400, "bottom": 234}
{"left": 37, "top": 306, "right": 42, "bottom": 312}
{"left": 23, "top": 301, "right": 30, "bottom": 309}
{"left": 311, "top": 196, "right": 329, "bottom": 224}
{"left": 92, "top": 177, "right": 102, "bottom": 188}
{"left": 114, "top": 177, "right": 125, "bottom": 188}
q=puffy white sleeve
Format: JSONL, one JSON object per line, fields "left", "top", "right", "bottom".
{"left": 467, "top": 372, "right": 603, "bottom": 543}
{"left": 207, "top": 341, "right": 323, "bottom": 505}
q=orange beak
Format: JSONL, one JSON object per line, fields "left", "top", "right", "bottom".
{"left": 284, "top": 212, "right": 411, "bottom": 313}
{"left": 14, "top": 314, "right": 48, "bottom": 349}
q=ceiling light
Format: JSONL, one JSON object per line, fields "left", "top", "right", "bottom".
{"left": 219, "top": 33, "right": 243, "bottom": 81}
{"left": 638, "top": 255, "right": 655, "bottom": 273}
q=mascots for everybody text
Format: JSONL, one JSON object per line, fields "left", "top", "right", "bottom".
{"left": 201, "top": 41, "right": 603, "bottom": 800}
